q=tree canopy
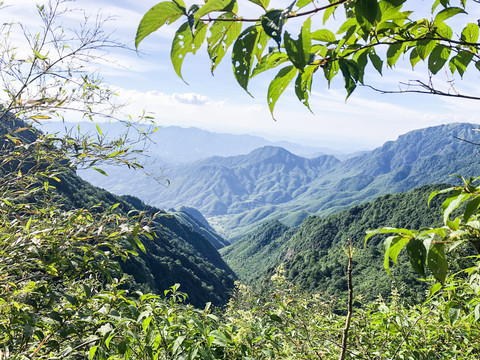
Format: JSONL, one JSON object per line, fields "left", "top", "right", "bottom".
{"left": 136, "top": 0, "right": 480, "bottom": 117}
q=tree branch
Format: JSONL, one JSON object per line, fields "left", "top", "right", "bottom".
{"left": 198, "top": 0, "right": 349, "bottom": 22}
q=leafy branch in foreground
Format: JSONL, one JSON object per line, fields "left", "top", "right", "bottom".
{"left": 136, "top": 0, "right": 480, "bottom": 117}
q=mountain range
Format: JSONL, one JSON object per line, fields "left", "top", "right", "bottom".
{"left": 77, "top": 123, "right": 480, "bottom": 239}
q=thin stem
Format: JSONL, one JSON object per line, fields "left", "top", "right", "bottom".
{"left": 198, "top": 0, "right": 349, "bottom": 22}
{"left": 339, "top": 238, "right": 353, "bottom": 360}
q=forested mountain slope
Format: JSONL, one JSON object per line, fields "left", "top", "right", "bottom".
{"left": 221, "top": 184, "right": 455, "bottom": 302}
{"left": 1, "top": 119, "right": 235, "bottom": 307}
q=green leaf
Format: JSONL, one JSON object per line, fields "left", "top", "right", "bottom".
{"left": 435, "top": 21, "right": 453, "bottom": 39}
{"left": 136, "top": 1, "right": 186, "bottom": 48}
{"left": 406, "top": 239, "right": 427, "bottom": 278}
{"left": 208, "top": 13, "right": 242, "bottom": 73}
{"left": 365, "top": 227, "right": 415, "bottom": 243}
{"left": 461, "top": 23, "right": 479, "bottom": 43}
{"left": 294, "top": 64, "right": 317, "bottom": 112}
{"left": 232, "top": 26, "right": 261, "bottom": 94}
{"left": 33, "top": 49, "right": 48, "bottom": 60}
{"left": 261, "top": 2, "right": 294, "bottom": 47}
{"left": 443, "top": 193, "right": 469, "bottom": 223}
{"left": 284, "top": 17, "right": 311, "bottom": 70}
{"left": 476, "top": 61, "right": 480, "bottom": 72}
{"left": 409, "top": 48, "right": 421, "bottom": 69}
{"left": 311, "top": 29, "right": 336, "bottom": 43}
{"left": 387, "top": 236, "right": 409, "bottom": 266}
{"left": 434, "top": 7, "right": 466, "bottom": 25}
{"left": 247, "top": 0, "right": 269, "bottom": 10}
{"left": 92, "top": 167, "right": 108, "bottom": 176}
{"left": 252, "top": 52, "right": 289, "bottom": 77}
{"left": 416, "top": 39, "right": 437, "bottom": 60}
{"left": 89, "top": 346, "right": 98, "bottom": 360}
{"left": 386, "top": 42, "right": 406, "bottom": 67}
{"left": 446, "top": 301, "right": 462, "bottom": 325}
{"left": 427, "top": 243, "right": 447, "bottom": 284}
{"left": 464, "top": 195, "right": 480, "bottom": 222}
{"left": 267, "top": 65, "right": 298, "bottom": 118}
{"left": 450, "top": 51, "right": 474, "bottom": 77}
{"left": 142, "top": 316, "right": 152, "bottom": 333}
{"left": 428, "top": 282, "right": 442, "bottom": 298}
{"left": 356, "top": 0, "right": 381, "bottom": 29}
{"left": 131, "top": 236, "right": 146, "bottom": 254}
{"left": 338, "top": 58, "right": 358, "bottom": 98}
{"left": 171, "top": 21, "right": 208, "bottom": 82}
{"left": 323, "top": 4, "right": 337, "bottom": 25}
{"left": 368, "top": 52, "right": 383, "bottom": 75}
{"left": 428, "top": 45, "right": 451, "bottom": 74}
{"left": 172, "top": 335, "right": 186, "bottom": 355}
{"left": 195, "top": 0, "right": 236, "bottom": 21}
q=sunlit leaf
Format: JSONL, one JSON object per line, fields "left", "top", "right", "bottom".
{"left": 267, "top": 65, "right": 297, "bottom": 118}
{"left": 136, "top": 1, "right": 186, "bottom": 48}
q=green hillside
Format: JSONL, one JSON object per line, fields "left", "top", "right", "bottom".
{"left": 222, "top": 184, "right": 456, "bottom": 302}
{"left": 1, "top": 118, "right": 235, "bottom": 307}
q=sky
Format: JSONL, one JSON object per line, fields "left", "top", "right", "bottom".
{"left": 2, "top": 0, "right": 480, "bottom": 151}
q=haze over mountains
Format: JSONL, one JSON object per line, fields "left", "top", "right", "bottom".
{"left": 77, "top": 122, "right": 480, "bottom": 239}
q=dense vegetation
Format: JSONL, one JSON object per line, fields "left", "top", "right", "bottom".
{"left": 3, "top": 0, "right": 480, "bottom": 358}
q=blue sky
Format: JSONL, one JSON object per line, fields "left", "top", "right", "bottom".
{"left": 3, "top": 0, "right": 480, "bottom": 151}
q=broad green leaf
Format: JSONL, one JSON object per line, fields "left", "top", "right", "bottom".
{"left": 435, "top": 21, "right": 453, "bottom": 39}
{"left": 416, "top": 39, "right": 437, "bottom": 60}
{"left": 410, "top": 48, "right": 421, "bottom": 69}
{"left": 406, "top": 239, "right": 427, "bottom": 278}
{"left": 356, "top": 0, "right": 381, "bottom": 29}
{"left": 443, "top": 193, "right": 469, "bottom": 223}
{"left": 434, "top": 7, "right": 466, "bottom": 25}
{"left": 171, "top": 21, "right": 207, "bottom": 82}
{"left": 142, "top": 316, "right": 152, "bottom": 333}
{"left": 446, "top": 301, "right": 461, "bottom": 325}
{"left": 294, "top": 64, "right": 317, "bottom": 112}
{"left": 267, "top": 65, "right": 298, "bottom": 118}
{"left": 386, "top": 42, "right": 406, "bottom": 67}
{"left": 368, "top": 52, "right": 383, "bottom": 75}
{"left": 136, "top": 1, "right": 186, "bottom": 48}
{"left": 296, "top": 0, "right": 313, "bottom": 10}
{"left": 476, "top": 61, "right": 480, "bottom": 72}
{"left": 427, "top": 243, "right": 447, "bottom": 284}
{"left": 311, "top": 29, "right": 336, "bottom": 43}
{"left": 284, "top": 17, "right": 311, "bottom": 70}
{"left": 339, "top": 58, "right": 359, "bottom": 98}
{"left": 172, "top": 335, "right": 186, "bottom": 355}
{"left": 461, "top": 23, "right": 479, "bottom": 43}
{"left": 323, "top": 56, "right": 339, "bottom": 85}
{"left": 428, "top": 45, "right": 451, "bottom": 74}
{"left": 387, "top": 235, "right": 409, "bottom": 266}
{"left": 89, "top": 346, "right": 98, "bottom": 360}
{"left": 195, "top": 0, "right": 236, "bottom": 21}
{"left": 252, "top": 52, "right": 289, "bottom": 77}
{"left": 428, "top": 282, "right": 442, "bottom": 298}
{"left": 464, "top": 195, "right": 480, "bottom": 222}
{"left": 232, "top": 26, "right": 261, "bottom": 94}
{"left": 208, "top": 13, "right": 242, "bottom": 73}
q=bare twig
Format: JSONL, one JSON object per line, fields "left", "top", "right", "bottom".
{"left": 339, "top": 238, "right": 353, "bottom": 360}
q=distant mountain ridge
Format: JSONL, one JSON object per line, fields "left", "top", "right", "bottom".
{"left": 79, "top": 123, "right": 480, "bottom": 239}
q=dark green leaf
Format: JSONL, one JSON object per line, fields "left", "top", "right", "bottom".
{"left": 427, "top": 243, "right": 447, "bottom": 284}
{"left": 136, "top": 1, "right": 186, "bottom": 48}
{"left": 416, "top": 39, "right": 437, "bottom": 60}
{"left": 368, "top": 52, "right": 383, "bottom": 75}
{"left": 446, "top": 301, "right": 462, "bottom": 325}
{"left": 406, "top": 239, "right": 427, "bottom": 278}
{"left": 410, "top": 48, "right": 421, "bottom": 68}
{"left": 428, "top": 45, "right": 451, "bottom": 74}
{"left": 356, "top": 0, "right": 381, "bottom": 29}
{"left": 338, "top": 58, "right": 357, "bottom": 98}
{"left": 294, "top": 64, "right": 317, "bottom": 112}
{"left": 464, "top": 195, "right": 480, "bottom": 222}
{"left": 284, "top": 17, "right": 311, "bottom": 70}
{"left": 386, "top": 42, "right": 406, "bottom": 67}
{"left": 450, "top": 51, "right": 473, "bottom": 77}
{"left": 232, "top": 26, "right": 261, "bottom": 94}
